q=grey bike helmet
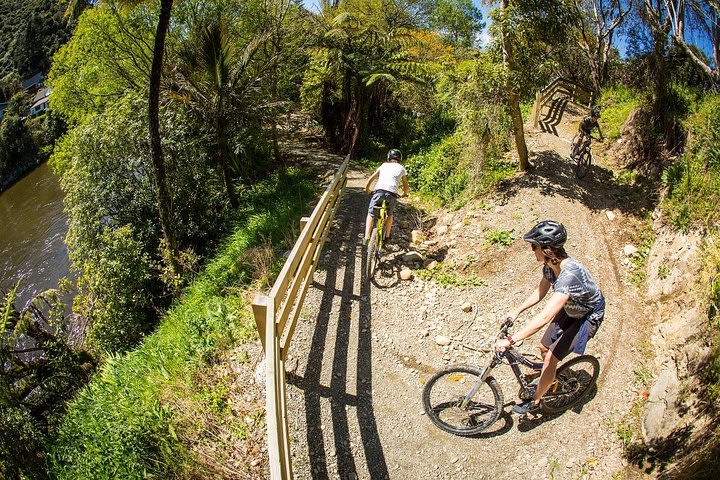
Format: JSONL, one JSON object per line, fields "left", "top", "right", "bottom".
{"left": 523, "top": 220, "right": 567, "bottom": 248}
{"left": 591, "top": 107, "right": 601, "bottom": 118}
{"left": 387, "top": 149, "right": 402, "bottom": 162}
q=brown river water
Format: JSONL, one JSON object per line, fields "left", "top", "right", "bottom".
{"left": 0, "top": 162, "right": 70, "bottom": 308}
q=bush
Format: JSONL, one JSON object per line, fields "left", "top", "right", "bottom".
{"left": 599, "top": 85, "right": 645, "bottom": 140}
{"left": 405, "top": 133, "right": 468, "bottom": 203}
{"left": 662, "top": 94, "right": 720, "bottom": 230}
{"left": 49, "top": 168, "right": 315, "bottom": 478}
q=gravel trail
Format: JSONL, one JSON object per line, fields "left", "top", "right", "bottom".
{"left": 282, "top": 127, "right": 650, "bottom": 480}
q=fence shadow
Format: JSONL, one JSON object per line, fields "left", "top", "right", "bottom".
{"left": 289, "top": 185, "right": 389, "bottom": 479}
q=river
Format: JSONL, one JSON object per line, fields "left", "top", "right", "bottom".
{"left": 0, "top": 162, "right": 70, "bottom": 309}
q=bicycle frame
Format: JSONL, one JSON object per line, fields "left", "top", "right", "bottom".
{"left": 372, "top": 198, "right": 388, "bottom": 252}
{"left": 461, "top": 348, "right": 543, "bottom": 409}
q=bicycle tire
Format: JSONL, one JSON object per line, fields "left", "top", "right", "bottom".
{"left": 575, "top": 150, "right": 591, "bottom": 178}
{"left": 422, "top": 366, "right": 504, "bottom": 436}
{"left": 569, "top": 134, "right": 579, "bottom": 158}
{"left": 366, "top": 227, "right": 378, "bottom": 279}
{"left": 541, "top": 355, "right": 600, "bottom": 414}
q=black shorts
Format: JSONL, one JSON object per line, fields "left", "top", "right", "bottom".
{"left": 368, "top": 190, "right": 398, "bottom": 216}
{"left": 541, "top": 309, "right": 600, "bottom": 361}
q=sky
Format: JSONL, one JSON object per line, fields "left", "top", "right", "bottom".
{"left": 302, "top": 0, "right": 715, "bottom": 62}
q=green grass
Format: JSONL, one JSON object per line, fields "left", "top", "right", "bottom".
{"left": 49, "top": 169, "right": 316, "bottom": 479}
{"left": 416, "top": 262, "right": 486, "bottom": 288}
{"left": 485, "top": 228, "right": 514, "bottom": 246}
{"left": 600, "top": 85, "right": 645, "bottom": 141}
{"left": 628, "top": 219, "right": 656, "bottom": 286}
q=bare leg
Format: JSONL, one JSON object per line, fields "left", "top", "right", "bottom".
{"left": 385, "top": 215, "right": 394, "bottom": 239}
{"left": 365, "top": 214, "right": 375, "bottom": 241}
{"left": 533, "top": 349, "right": 560, "bottom": 404}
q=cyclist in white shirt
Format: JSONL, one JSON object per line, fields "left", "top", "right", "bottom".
{"left": 364, "top": 149, "right": 409, "bottom": 244}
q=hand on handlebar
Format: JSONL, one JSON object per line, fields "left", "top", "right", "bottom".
{"left": 495, "top": 337, "right": 512, "bottom": 351}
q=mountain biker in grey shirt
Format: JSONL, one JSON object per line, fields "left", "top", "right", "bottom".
{"left": 494, "top": 220, "right": 605, "bottom": 414}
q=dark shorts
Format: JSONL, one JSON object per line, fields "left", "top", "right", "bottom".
{"left": 368, "top": 190, "right": 398, "bottom": 217}
{"left": 541, "top": 309, "right": 602, "bottom": 361}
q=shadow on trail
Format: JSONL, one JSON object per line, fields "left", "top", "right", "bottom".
{"left": 516, "top": 384, "right": 599, "bottom": 433}
{"left": 289, "top": 184, "right": 389, "bottom": 480}
{"left": 499, "top": 149, "right": 658, "bottom": 217}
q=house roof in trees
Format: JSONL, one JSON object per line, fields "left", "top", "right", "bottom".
{"left": 31, "top": 87, "right": 51, "bottom": 108}
{"left": 22, "top": 72, "right": 44, "bottom": 91}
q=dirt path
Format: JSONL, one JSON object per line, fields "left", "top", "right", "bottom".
{"left": 282, "top": 124, "right": 650, "bottom": 479}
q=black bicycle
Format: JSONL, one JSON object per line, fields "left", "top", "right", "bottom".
{"left": 422, "top": 318, "right": 600, "bottom": 437}
{"left": 569, "top": 134, "right": 599, "bottom": 179}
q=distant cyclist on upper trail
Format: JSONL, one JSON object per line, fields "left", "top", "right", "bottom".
{"left": 364, "top": 149, "right": 409, "bottom": 245}
{"left": 571, "top": 107, "right": 604, "bottom": 158}
{"left": 494, "top": 221, "right": 606, "bottom": 414}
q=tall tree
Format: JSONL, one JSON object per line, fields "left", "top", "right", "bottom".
{"left": 665, "top": 0, "right": 720, "bottom": 82}
{"left": 148, "top": 0, "right": 178, "bottom": 273}
{"left": 500, "top": 0, "right": 529, "bottom": 171}
{"left": 572, "top": 0, "right": 633, "bottom": 100}
{"left": 65, "top": 0, "right": 179, "bottom": 273}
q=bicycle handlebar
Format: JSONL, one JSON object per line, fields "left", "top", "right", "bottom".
{"left": 499, "top": 317, "right": 514, "bottom": 336}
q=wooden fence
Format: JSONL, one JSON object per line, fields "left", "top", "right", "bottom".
{"left": 252, "top": 155, "right": 350, "bottom": 479}
{"left": 531, "top": 77, "right": 593, "bottom": 130}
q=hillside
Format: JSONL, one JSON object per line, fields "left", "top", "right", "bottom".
{"left": 279, "top": 115, "right": 660, "bottom": 479}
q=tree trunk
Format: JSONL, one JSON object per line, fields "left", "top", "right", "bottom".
{"left": 217, "top": 123, "right": 238, "bottom": 209}
{"left": 148, "top": 0, "right": 179, "bottom": 273}
{"left": 501, "top": 0, "right": 529, "bottom": 171}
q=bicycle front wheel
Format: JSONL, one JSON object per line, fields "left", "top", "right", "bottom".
{"left": 541, "top": 355, "right": 599, "bottom": 414}
{"left": 575, "top": 150, "right": 591, "bottom": 178}
{"left": 422, "top": 366, "right": 504, "bottom": 436}
{"left": 366, "top": 227, "right": 378, "bottom": 279}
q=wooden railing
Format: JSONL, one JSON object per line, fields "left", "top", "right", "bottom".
{"left": 531, "top": 77, "right": 593, "bottom": 130}
{"left": 252, "top": 155, "right": 350, "bottom": 479}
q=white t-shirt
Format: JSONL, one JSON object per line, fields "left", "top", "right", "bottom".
{"left": 374, "top": 162, "right": 407, "bottom": 195}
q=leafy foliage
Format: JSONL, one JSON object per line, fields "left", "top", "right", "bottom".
{"left": 662, "top": 94, "right": 720, "bottom": 230}
{"left": 49, "top": 169, "right": 315, "bottom": 479}
{"left": 51, "top": 93, "right": 230, "bottom": 354}
{"left": 0, "top": 0, "right": 70, "bottom": 79}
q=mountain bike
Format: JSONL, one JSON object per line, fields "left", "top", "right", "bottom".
{"left": 422, "top": 317, "right": 600, "bottom": 437}
{"left": 366, "top": 197, "right": 388, "bottom": 279}
{"left": 569, "top": 134, "right": 599, "bottom": 179}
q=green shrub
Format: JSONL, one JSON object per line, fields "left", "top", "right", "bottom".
{"left": 405, "top": 133, "right": 468, "bottom": 203}
{"left": 599, "top": 85, "right": 644, "bottom": 140}
{"left": 416, "top": 262, "right": 485, "bottom": 287}
{"left": 485, "top": 228, "right": 514, "bottom": 246}
{"left": 662, "top": 94, "right": 720, "bottom": 230}
{"left": 49, "top": 169, "right": 315, "bottom": 479}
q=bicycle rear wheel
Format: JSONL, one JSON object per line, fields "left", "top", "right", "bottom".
{"left": 541, "top": 355, "right": 599, "bottom": 414}
{"left": 366, "top": 227, "right": 378, "bottom": 279}
{"left": 422, "top": 366, "right": 504, "bottom": 436}
{"left": 575, "top": 150, "right": 591, "bottom": 178}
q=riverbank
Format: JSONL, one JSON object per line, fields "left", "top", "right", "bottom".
{"left": 0, "top": 155, "right": 45, "bottom": 193}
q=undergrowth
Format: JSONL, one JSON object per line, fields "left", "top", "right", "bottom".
{"left": 662, "top": 93, "right": 720, "bottom": 231}
{"left": 416, "top": 262, "right": 485, "bottom": 288}
{"left": 49, "top": 169, "right": 315, "bottom": 478}
{"left": 627, "top": 218, "right": 655, "bottom": 285}
{"left": 600, "top": 85, "right": 645, "bottom": 141}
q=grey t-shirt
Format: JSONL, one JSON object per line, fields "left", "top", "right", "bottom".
{"left": 543, "top": 257, "right": 603, "bottom": 318}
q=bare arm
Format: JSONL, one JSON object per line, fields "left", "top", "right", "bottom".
{"left": 365, "top": 171, "right": 379, "bottom": 193}
{"left": 596, "top": 124, "right": 604, "bottom": 141}
{"left": 401, "top": 175, "right": 409, "bottom": 197}
{"left": 507, "top": 277, "right": 551, "bottom": 320}
{"left": 511, "top": 292, "right": 569, "bottom": 342}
